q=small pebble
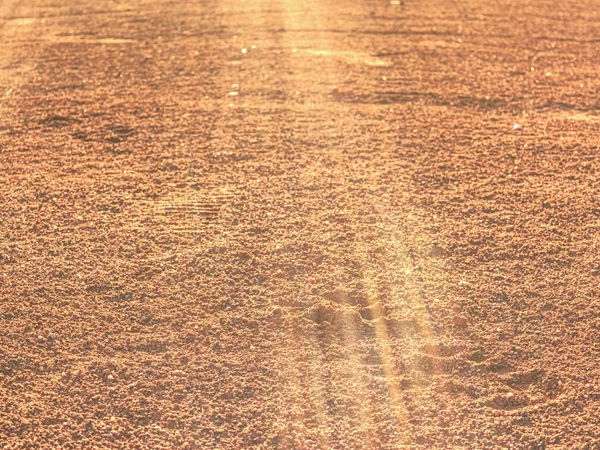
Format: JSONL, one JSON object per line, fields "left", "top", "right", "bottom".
{"left": 452, "top": 316, "right": 468, "bottom": 328}
{"left": 429, "top": 245, "right": 445, "bottom": 257}
{"left": 513, "top": 123, "right": 522, "bottom": 130}
{"left": 49, "top": 333, "right": 56, "bottom": 340}
{"left": 107, "top": 374, "right": 114, "bottom": 381}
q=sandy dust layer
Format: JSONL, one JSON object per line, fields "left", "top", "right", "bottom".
{"left": 1, "top": 0, "right": 600, "bottom": 448}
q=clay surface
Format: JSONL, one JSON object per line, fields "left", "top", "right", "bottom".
{"left": 1, "top": 0, "right": 599, "bottom": 448}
